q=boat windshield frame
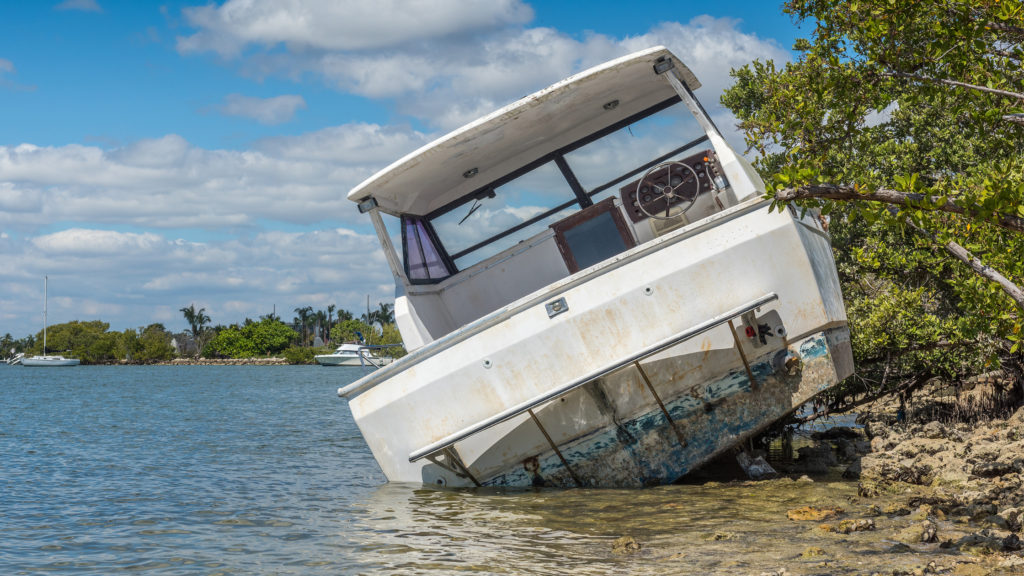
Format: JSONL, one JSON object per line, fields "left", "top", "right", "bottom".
{"left": 402, "top": 95, "right": 711, "bottom": 283}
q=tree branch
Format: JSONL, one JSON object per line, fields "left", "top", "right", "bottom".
{"left": 988, "top": 21, "right": 1024, "bottom": 36}
{"left": 882, "top": 70, "right": 1024, "bottom": 101}
{"left": 1005, "top": 113, "right": 1024, "bottom": 126}
{"left": 907, "top": 220, "right": 1024, "bottom": 311}
{"left": 992, "top": 47, "right": 1023, "bottom": 61}
{"left": 793, "top": 373, "right": 930, "bottom": 423}
{"left": 776, "top": 184, "right": 1024, "bottom": 234}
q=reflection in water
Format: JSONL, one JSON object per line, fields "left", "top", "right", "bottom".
{"left": 350, "top": 480, "right": 941, "bottom": 575}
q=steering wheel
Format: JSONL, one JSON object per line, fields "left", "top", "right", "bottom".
{"left": 634, "top": 161, "right": 700, "bottom": 220}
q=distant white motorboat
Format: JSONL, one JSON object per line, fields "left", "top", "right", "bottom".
{"left": 22, "top": 276, "right": 80, "bottom": 367}
{"left": 6, "top": 352, "right": 25, "bottom": 365}
{"left": 338, "top": 46, "right": 852, "bottom": 488}
{"left": 315, "top": 343, "right": 393, "bottom": 367}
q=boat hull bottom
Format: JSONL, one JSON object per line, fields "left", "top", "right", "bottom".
{"left": 423, "top": 328, "right": 850, "bottom": 488}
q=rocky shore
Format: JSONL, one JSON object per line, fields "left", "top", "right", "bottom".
{"left": 751, "top": 377, "right": 1024, "bottom": 575}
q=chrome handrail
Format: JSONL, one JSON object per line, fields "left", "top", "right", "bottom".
{"left": 408, "top": 292, "right": 778, "bottom": 463}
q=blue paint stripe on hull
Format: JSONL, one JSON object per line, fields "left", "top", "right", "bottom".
{"left": 481, "top": 331, "right": 838, "bottom": 488}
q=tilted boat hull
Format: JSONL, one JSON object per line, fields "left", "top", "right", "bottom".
{"left": 340, "top": 200, "right": 853, "bottom": 487}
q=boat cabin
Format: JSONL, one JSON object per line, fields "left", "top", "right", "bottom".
{"left": 349, "top": 47, "right": 765, "bottom": 351}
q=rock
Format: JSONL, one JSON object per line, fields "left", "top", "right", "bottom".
{"left": 923, "top": 421, "right": 948, "bottom": 440}
{"left": 956, "top": 530, "right": 1016, "bottom": 555}
{"left": 951, "top": 563, "right": 990, "bottom": 576}
{"left": 871, "top": 435, "right": 895, "bottom": 452}
{"left": 972, "top": 461, "right": 1016, "bottom": 478}
{"left": 909, "top": 504, "right": 936, "bottom": 522}
{"left": 965, "top": 502, "right": 998, "bottom": 521}
{"left": 858, "top": 481, "right": 880, "bottom": 498}
{"left": 885, "top": 503, "right": 911, "bottom": 516}
{"left": 874, "top": 458, "right": 936, "bottom": 485}
{"left": 997, "top": 507, "right": 1022, "bottom": 531}
{"left": 611, "top": 536, "right": 641, "bottom": 555}
{"left": 787, "top": 506, "right": 843, "bottom": 522}
{"left": 863, "top": 418, "right": 888, "bottom": 439}
{"left": 812, "top": 426, "right": 861, "bottom": 440}
{"left": 897, "top": 520, "right": 938, "bottom": 544}
{"left": 843, "top": 459, "right": 862, "bottom": 479}
{"left": 794, "top": 443, "right": 838, "bottom": 474}
{"left": 1003, "top": 533, "right": 1023, "bottom": 552}
{"left": 801, "top": 546, "right": 827, "bottom": 558}
{"left": 824, "top": 518, "right": 875, "bottom": 534}
{"left": 736, "top": 452, "right": 777, "bottom": 480}
{"left": 888, "top": 543, "right": 913, "bottom": 553}
{"left": 836, "top": 437, "right": 860, "bottom": 461}
{"left": 982, "top": 514, "right": 1009, "bottom": 530}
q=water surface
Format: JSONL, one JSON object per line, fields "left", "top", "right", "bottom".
{"left": 0, "top": 365, "right": 946, "bottom": 574}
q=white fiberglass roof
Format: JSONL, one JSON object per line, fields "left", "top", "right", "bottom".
{"left": 347, "top": 46, "right": 700, "bottom": 216}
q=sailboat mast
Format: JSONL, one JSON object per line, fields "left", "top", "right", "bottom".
{"left": 43, "top": 275, "right": 48, "bottom": 354}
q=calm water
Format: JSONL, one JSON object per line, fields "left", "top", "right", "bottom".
{"left": 1, "top": 365, "right": 941, "bottom": 575}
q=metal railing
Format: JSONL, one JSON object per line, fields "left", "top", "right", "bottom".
{"left": 408, "top": 292, "right": 778, "bottom": 463}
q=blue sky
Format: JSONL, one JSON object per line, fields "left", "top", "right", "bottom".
{"left": 0, "top": 0, "right": 801, "bottom": 340}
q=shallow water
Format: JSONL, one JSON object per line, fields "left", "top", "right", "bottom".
{"left": 0, "top": 365, "right": 973, "bottom": 574}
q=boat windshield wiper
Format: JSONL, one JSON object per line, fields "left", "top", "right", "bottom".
{"left": 457, "top": 189, "right": 495, "bottom": 225}
{"left": 458, "top": 198, "right": 483, "bottom": 225}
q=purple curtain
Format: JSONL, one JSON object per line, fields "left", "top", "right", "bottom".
{"left": 404, "top": 218, "right": 449, "bottom": 281}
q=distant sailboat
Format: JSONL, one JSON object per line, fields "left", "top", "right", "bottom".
{"left": 21, "top": 276, "right": 80, "bottom": 367}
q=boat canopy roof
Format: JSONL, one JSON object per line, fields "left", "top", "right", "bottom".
{"left": 347, "top": 46, "right": 700, "bottom": 216}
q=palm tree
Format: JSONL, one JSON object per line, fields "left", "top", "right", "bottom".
{"left": 293, "top": 306, "right": 313, "bottom": 346}
{"left": 376, "top": 302, "right": 395, "bottom": 325}
{"left": 313, "top": 309, "right": 328, "bottom": 344}
{"left": 180, "top": 304, "right": 211, "bottom": 356}
{"left": 326, "top": 304, "right": 336, "bottom": 343}
{"left": 363, "top": 302, "right": 395, "bottom": 327}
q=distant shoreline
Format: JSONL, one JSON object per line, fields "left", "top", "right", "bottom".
{"left": 156, "top": 357, "right": 290, "bottom": 366}
{"left": 6, "top": 356, "right": 333, "bottom": 366}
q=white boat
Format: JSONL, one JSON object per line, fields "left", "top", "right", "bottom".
{"left": 22, "top": 276, "right": 80, "bottom": 367}
{"left": 6, "top": 352, "right": 25, "bottom": 365}
{"left": 337, "top": 46, "right": 853, "bottom": 488}
{"left": 22, "top": 355, "right": 80, "bottom": 367}
{"left": 315, "top": 343, "right": 393, "bottom": 367}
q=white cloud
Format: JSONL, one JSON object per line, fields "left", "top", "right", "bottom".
{"left": 55, "top": 0, "right": 102, "bottom": 13}
{"left": 0, "top": 59, "right": 13, "bottom": 74}
{"left": 256, "top": 123, "right": 431, "bottom": 162}
{"left": 178, "top": 9, "right": 786, "bottom": 134}
{"left": 0, "top": 124, "right": 430, "bottom": 233}
{"left": 177, "top": 0, "right": 533, "bottom": 57}
{"left": 32, "top": 228, "right": 163, "bottom": 255}
{"left": 220, "top": 93, "right": 307, "bottom": 125}
{"left": 0, "top": 226, "right": 393, "bottom": 337}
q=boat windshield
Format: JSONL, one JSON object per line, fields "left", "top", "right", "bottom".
{"left": 422, "top": 99, "right": 707, "bottom": 276}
